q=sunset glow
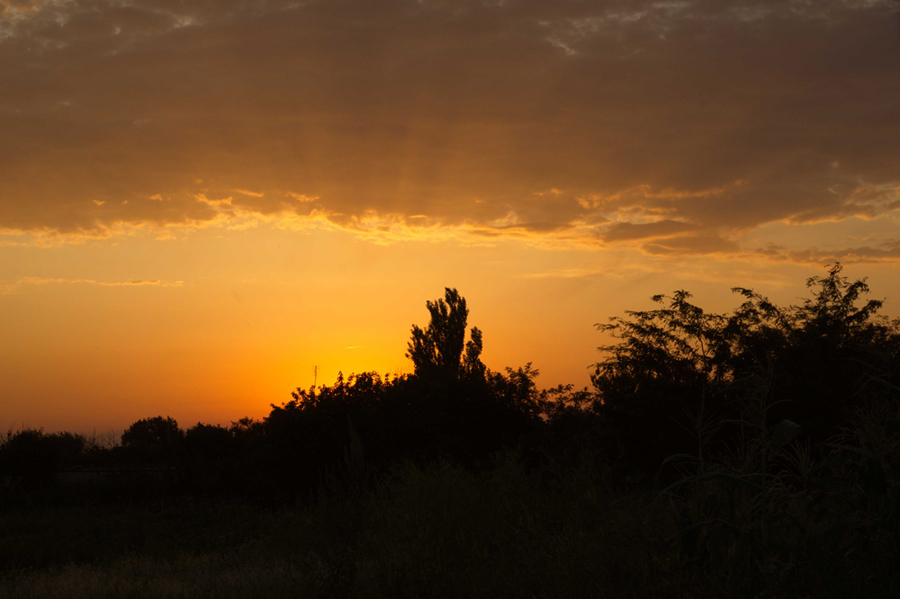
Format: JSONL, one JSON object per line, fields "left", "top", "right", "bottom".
{"left": 2, "top": 0, "right": 899, "bottom": 433}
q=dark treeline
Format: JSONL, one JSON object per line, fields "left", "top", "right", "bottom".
{"left": 2, "top": 286, "right": 577, "bottom": 503}
{"left": 2, "top": 264, "right": 900, "bottom": 597}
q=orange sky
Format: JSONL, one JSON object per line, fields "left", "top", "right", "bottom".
{"left": 2, "top": 0, "right": 900, "bottom": 433}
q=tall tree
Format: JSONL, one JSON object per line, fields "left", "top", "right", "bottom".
{"left": 406, "top": 288, "right": 484, "bottom": 379}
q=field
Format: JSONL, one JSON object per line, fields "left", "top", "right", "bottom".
{"left": 3, "top": 450, "right": 897, "bottom": 599}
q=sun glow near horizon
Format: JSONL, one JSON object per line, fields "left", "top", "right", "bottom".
{"left": 5, "top": 220, "right": 899, "bottom": 433}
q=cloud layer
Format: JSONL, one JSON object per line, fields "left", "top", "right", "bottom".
{"left": 2, "top": 0, "right": 899, "bottom": 260}
{"left": 0, "top": 276, "right": 183, "bottom": 294}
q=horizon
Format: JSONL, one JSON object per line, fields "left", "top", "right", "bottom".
{"left": 2, "top": 0, "right": 900, "bottom": 433}
{"left": 6, "top": 262, "right": 900, "bottom": 436}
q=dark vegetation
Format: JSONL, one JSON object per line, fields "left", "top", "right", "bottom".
{"left": 2, "top": 264, "right": 899, "bottom": 597}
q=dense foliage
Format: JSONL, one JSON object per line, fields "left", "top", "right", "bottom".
{"left": 593, "top": 264, "right": 900, "bottom": 472}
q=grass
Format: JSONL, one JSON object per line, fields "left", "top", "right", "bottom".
{"left": 2, "top": 555, "right": 320, "bottom": 599}
{"left": 1, "top": 454, "right": 674, "bottom": 599}
{"left": 2, "top": 436, "right": 897, "bottom": 599}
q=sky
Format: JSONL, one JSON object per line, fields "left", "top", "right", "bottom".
{"left": 2, "top": 0, "right": 900, "bottom": 433}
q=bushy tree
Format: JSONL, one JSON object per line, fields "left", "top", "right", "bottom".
{"left": 0, "top": 429, "right": 85, "bottom": 488}
{"left": 725, "top": 264, "right": 899, "bottom": 437}
{"left": 184, "top": 423, "right": 235, "bottom": 458}
{"left": 592, "top": 264, "right": 900, "bottom": 472}
{"left": 120, "top": 416, "right": 184, "bottom": 463}
{"left": 122, "top": 416, "right": 183, "bottom": 449}
{"left": 592, "top": 290, "right": 728, "bottom": 471}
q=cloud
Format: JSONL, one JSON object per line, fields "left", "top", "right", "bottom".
{"left": 1, "top": 0, "right": 898, "bottom": 260}
{"left": 286, "top": 192, "right": 318, "bottom": 203}
{"left": 642, "top": 234, "right": 742, "bottom": 256}
{"left": 194, "top": 194, "right": 233, "bottom": 207}
{"left": 754, "top": 240, "right": 900, "bottom": 265}
{"left": 1, "top": 276, "right": 183, "bottom": 294}
{"left": 233, "top": 189, "right": 265, "bottom": 198}
{"left": 601, "top": 220, "right": 697, "bottom": 243}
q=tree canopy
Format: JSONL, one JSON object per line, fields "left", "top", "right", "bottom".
{"left": 406, "top": 287, "right": 485, "bottom": 380}
{"left": 592, "top": 263, "right": 900, "bottom": 470}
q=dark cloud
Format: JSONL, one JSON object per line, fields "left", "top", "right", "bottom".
{"left": 1, "top": 0, "right": 899, "bottom": 256}
{"left": 602, "top": 220, "right": 696, "bottom": 242}
{"left": 754, "top": 239, "right": 900, "bottom": 264}
{"left": 643, "top": 233, "right": 741, "bottom": 256}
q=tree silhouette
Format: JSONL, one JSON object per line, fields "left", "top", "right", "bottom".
{"left": 0, "top": 429, "right": 84, "bottom": 489}
{"left": 591, "top": 263, "right": 900, "bottom": 471}
{"left": 726, "top": 263, "right": 899, "bottom": 437}
{"left": 122, "top": 416, "right": 183, "bottom": 449}
{"left": 463, "top": 326, "right": 486, "bottom": 378}
{"left": 121, "top": 416, "right": 184, "bottom": 464}
{"left": 592, "top": 290, "right": 728, "bottom": 471}
{"left": 406, "top": 287, "right": 485, "bottom": 380}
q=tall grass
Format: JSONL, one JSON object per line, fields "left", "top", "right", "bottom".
{"left": 659, "top": 357, "right": 900, "bottom": 598}
{"left": 1, "top": 453, "right": 672, "bottom": 599}
{"left": 2, "top": 428, "right": 898, "bottom": 598}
